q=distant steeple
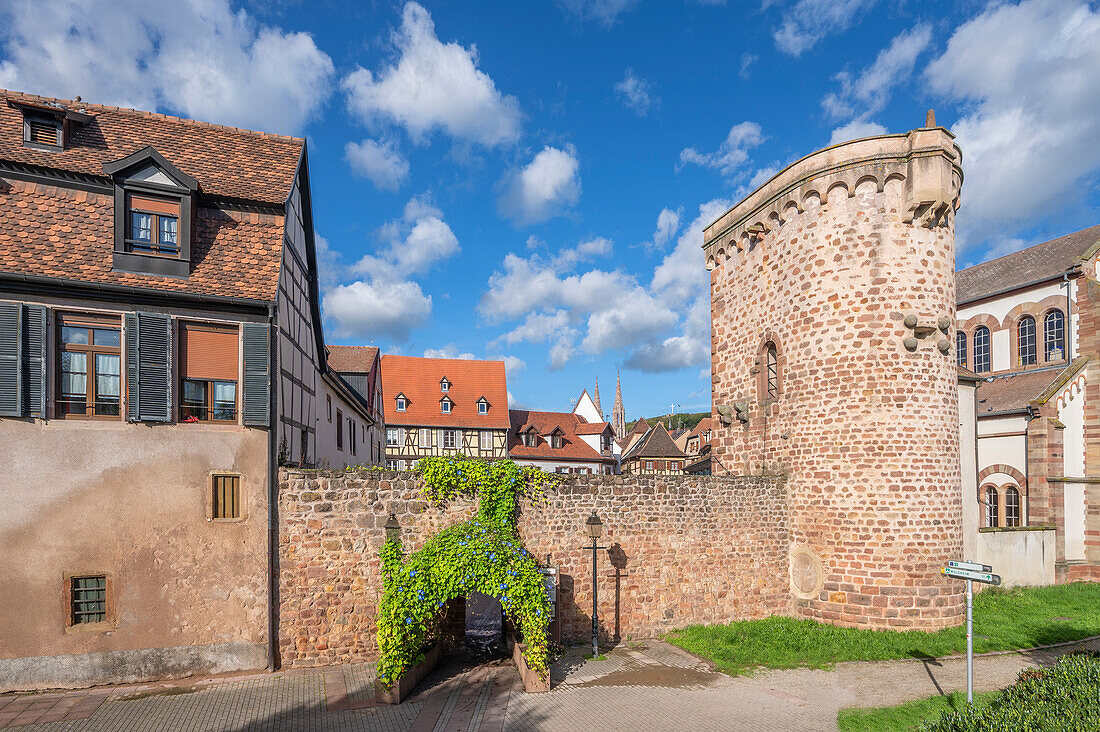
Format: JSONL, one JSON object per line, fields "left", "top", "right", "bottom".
{"left": 613, "top": 371, "right": 626, "bottom": 440}
{"left": 593, "top": 376, "right": 603, "bottom": 417}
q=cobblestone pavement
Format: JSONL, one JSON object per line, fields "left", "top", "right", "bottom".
{"left": 1, "top": 637, "right": 1095, "bottom": 731}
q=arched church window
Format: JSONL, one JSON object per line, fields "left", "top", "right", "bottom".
{"left": 973, "top": 326, "right": 991, "bottom": 373}
{"left": 956, "top": 331, "right": 967, "bottom": 368}
{"left": 1044, "top": 310, "right": 1065, "bottom": 361}
{"left": 1018, "top": 316, "right": 1036, "bottom": 365}
{"left": 1005, "top": 486, "right": 1021, "bottom": 527}
{"left": 984, "top": 485, "right": 999, "bottom": 527}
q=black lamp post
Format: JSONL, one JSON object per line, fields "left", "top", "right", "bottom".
{"left": 384, "top": 513, "right": 401, "bottom": 543}
{"left": 585, "top": 512, "right": 604, "bottom": 657}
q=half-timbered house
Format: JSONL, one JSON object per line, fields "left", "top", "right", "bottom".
{"left": 380, "top": 355, "right": 509, "bottom": 468}
{"left": 620, "top": 423, "right": 688, "bottom": 475}
{"left": 0, "top": 89, "right": 376, "bottom": 691}
{"left": 508, "top": 408, "right": 616, "bottom": 474}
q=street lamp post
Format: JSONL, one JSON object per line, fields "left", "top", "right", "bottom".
{"left": 585, "top": 512, "right": 604, "bottom": 657}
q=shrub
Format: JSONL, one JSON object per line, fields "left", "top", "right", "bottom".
{"left": 922, "top": 654, "right": 1100, "bottom": 731}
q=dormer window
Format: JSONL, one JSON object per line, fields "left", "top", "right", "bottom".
{"left": 24, "top": 114, "right": 61, "bottom": 148}
{"left": 440, "top": 397, "right": 452, "bottom": 414}
{"left": 477, "top": 398, "right": 489, "bottom": 415}
{"left": 550, "top": 432, "right": 563, "bottom": 449}
{"left": 395, "top": 394, "right": 408, "bottom": 412}
{"left": 440, "top": 378, "right": 450, "bottom": 392}
{"left": 522, "top": 429, "right": 538, "bottom": 447}
{"left": 103, "top": 146, "right": 198, "bottom": 278}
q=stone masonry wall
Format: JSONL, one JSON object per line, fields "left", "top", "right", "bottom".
{"left": 277, "top": 469, "right": 789, "bottom": 668}
{"left": 706, "top": 127, "right": 966, "bottom": 630}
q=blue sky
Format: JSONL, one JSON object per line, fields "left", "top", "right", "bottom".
{"left": 3, "top": 0, "right": 1099, "bottom": 419}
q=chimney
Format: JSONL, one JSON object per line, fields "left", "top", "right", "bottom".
{"left": 925, "top": 109, "right": 936, "bottom": 128}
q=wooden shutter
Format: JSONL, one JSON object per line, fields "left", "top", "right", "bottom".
{"left": 180, "top": 323, "right": 239, "bottom": 381}
{"left": 126, "top": 312, "right": 171, "bottom": 422}
{"left": 242, "top": 323, "right": 270, "bottom": 427}
{"left": 0, "top": 302, "right": 20, "bottom": 417}
{"left": 21, "top": 305, "right": 46, "bottom": 417}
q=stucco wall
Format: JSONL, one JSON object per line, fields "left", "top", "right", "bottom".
{"left": 0, "top": 419, "right": 269, "bottom": 691}
{"left": 975, "top": 528, "right": 1056, "bottom": 587}
{"left": 277, "top": 469, "right": 790, "bottom": 668}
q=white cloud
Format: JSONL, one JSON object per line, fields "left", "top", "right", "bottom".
{"left": 324, "top": 279, "right": 432, "bottom": 342}
{"left": 771, "top": 0, "right": 878, "bottom": 56}
{"left": 498, "top": 145, "right": 582, "bottom": 225}
{"left": 0, "top": 0, "right": 334, "bottom": 135}
{"left": 615, "top": 68, "right": 658, "bottom": 116}
{"left": 501, "top": 355, "right": 526, "bottom": 373}
{"left": 324, "top": 195, "right": 459, "bottom": 342}
{"left": 822, "top": 24, "right": 931, "bottom": 142}
{"left": 423, "top": 345, "right": 476, "bottom": 359}
{"left": 926, "top": 0, "right": 1100, "bottom": 245}
{"left": 828, "top": 120, "right": 888, "bottom": 146}
{"left": 555, "top": 236, "right": 613, "bottom": 269}
{"left": 679, "top": 121, "right": 765, "bottom": 179}
{"left": 345, "top": 139, "right": 409, "bottom": 191}
{"left": 651, "top": 198, "right": 732, "bottom": 305}
{"left": 341, "top": 2, "right": 521, "bottom": 148}
{"left": 748, "top": 163, "right": 781, "bottom": 189}
{"left": 739, "top": 53, "right": 757, "bottom": 80}
{"left": 314, "top": 235, "right": 343, "bottom": 290}
{"left": 625, "top": 295, "right": 711, "bottom": 373}
{"left": 558, "top": 0, "right": 641, "bottom": 25}
{"left": 650, "top": 207, "right": 682, "bottom": 251}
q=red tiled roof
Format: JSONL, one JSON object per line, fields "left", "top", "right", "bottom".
{"left": 622, "top": 423, "right": 687, "bottom": 460}
{"left": 686, "top": 417, "right": 715, "bottom": 441}
{"left": 957, "top": 225, "right": 1100, "bottom": 304}
{"left": 507, "top": 409, "right": 611, "bottom": 463}
{"left": 327, "top": 345, "right": 380, "bottom": 373}
{"left": 0, "top": 179, "right": 283, "bottom": 300}
{"left": 0, "top": 90, "right": 303, "bottom": 205}
{"left": 380, "top": 355, "right": 510, "bottom": 428}
{"left": 574, "top": 421, "right": 612, "bottom": 435}
{"left": 975, "top": 368, "right": 1064, "bottom": 415}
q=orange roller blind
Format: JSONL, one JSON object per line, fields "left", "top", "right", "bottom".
{"left": 180, "top": 323, "right": 239, "bottom": 381}
{"left": 129, "top": 195, "right": 180, "bottom": 216}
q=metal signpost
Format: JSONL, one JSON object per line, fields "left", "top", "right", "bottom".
{"left": 941, "top": 560, "right": 1001, "bottom": 705}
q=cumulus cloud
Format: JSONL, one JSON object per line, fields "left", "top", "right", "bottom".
{"left": 615, "top": 68, "right": 659, "bottom": 115}
{"left": 345, "top": 139, "right": 410, "bottom": 191}
{"left": 0, "top": 0, "right": 334, "bottom": 134}
{"left": 828, "top": 120, "right": 888, "bottom": 146}
{"left": 926, "top": 0, "right": 1100, "bottom": 247}
{"left": 325, "top": 280, "right": 432, "bottom": 342}
{"left": 770, "top": 0, "right": 878, "bottom": 56}
{"left": 323, "top": 196, "right": 460, "bottom": 342}
{"left": 423, "top": 345, "right": 476, "bottom": 359}
{"left": 651, "top": 198, "right": 731, "bottom": 310}
{"left": 679, "top": 121, "right": 765, "bottom": 179}
{"left": 625, "top": 295, "right": 711, "bottom": 372}
{"left": 650, "top": 207, "right": 682, "bottom": 251}
{"left": 342, "top": 2, "right": 521, "bottom": 147}
{"left": 501, "top": 355, "right": 526, "bottom": 373}
{"left": 498, "top": 145, "right": 582, "bottom": 225}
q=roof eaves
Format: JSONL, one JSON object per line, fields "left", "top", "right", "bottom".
{"left": 1033, "top": 356, "right": 1090, "bottom": 405}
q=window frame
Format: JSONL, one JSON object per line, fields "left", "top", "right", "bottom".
{"left": 550, "top": 432, "right": 563, "bottom": 449}
{"left": 209, "top": 473, "right": 243, "bottom": 522}
{"left": 1005, "top": 486, "right": 1021, "bottom": 527}
{"left": 64, "top": 572, "right": 114, "bottom": 631}
{"left": 440, "top": 397, "right": 452, "bottom": 414}
{"left": 179, "top": 378, "right": 238, "bottom": 424}
{"left": 442, "top": 429, "right": 457, "bottom": 449}
{"left": 477, "top": 399, "right": 489, "bottom": 415}
{"left": 419, "top": 428, "right": 431, "bottom": 448}
{"left": 765, "top": 342, "right": 779, "bottom": 402}
{"left": 479, "top": 430, "right": 493, "bottom": 450}
{"left": 1044, "top": 310, "right": 1065, "bottom": 362}
{"left": 327, "top": 395, "right": 332, "bottom": 422}
{"left": 386, "top": 427, "right": 400, "bottom": 446}
{"left": 336, "top": 408, "right": 344, "bottom": 450}
{"left": 23, "top": 112, "right": 62, "bottom": 150}
{"left": 440, "top": 378, "right": 450, "bottom": 392}
{"left": 126, "top": 193, "right": 182, "bottom": 257}
{"left": 956, "top": 331, "right": 967, "bottom": 368}
{"left": 973, "top": 326, "right": 991, "bottom": 373}
{"left": 984, "top": 485, "right": 999, "bottom": 528}
{"left": 1017, "top": 315, "right": 1037, "bottom": 366}
{"left": 395, "top": 395, "right": 408, "bottom": 412}
{"left": 56, "top": 313, "right": 122, "bottom": 421}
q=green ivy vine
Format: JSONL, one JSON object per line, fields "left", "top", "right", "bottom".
{"left": 376, "top": 458, "right": 560, "bottom": 686}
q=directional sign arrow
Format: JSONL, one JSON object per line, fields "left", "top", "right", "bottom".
{"left": 943, "top": 567, "right": 1001, "bottom": 585}
{"left": 948, "top": 560, "right": 992, "bottom": 573}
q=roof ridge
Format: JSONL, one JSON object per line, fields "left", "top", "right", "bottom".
{"left": 958, "top": 223, "right": 1100, "bottom": 274}
{"left": 1, "top": 89, "right": 305, "bottom": 144}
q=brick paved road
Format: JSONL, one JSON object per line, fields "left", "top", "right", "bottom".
{"left": 1, "top": 637, "right": 1095, "bottom": 731}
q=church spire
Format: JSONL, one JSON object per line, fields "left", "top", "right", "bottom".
{"left": 593, "top": 376, "right": 603, "bottom": 418}
{"left": 613, "top": 371, "right": 626, "bottom": 440}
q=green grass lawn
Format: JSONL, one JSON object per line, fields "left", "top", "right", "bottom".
{"left": 837, "top": 691, "right": 999, "bottom": 732}
{"left": 664, "top": 583, "right": 1100, "bottom": 676}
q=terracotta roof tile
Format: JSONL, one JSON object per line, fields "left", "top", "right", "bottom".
{"left": 507, "top": 409, "right": 611, "bottom": 463}
{"left": 380, "top": 355, "right": 510, "bottom": 428}
{"left": 622, "top": 423, "right": 687, "bottom": 460}
{"left": 574, "top": 421, "right": 612, "bottom": 435}
{"left": 975, "top": 368, "right": 1064, "bottom": 415}
{"left": 957, "top": 225, "right": 1100, "bottom": 304}
{"left": 0, "top": 90, "right": 302, "bottom": 205}
{"left": 0, "top": 179, "right": 282, "bottom": 300}
{"left": 327, "top": 345, "right": 380, "bottom": 374}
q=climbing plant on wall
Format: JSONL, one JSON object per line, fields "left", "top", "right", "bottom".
{"left": 376, "top": 458, "right": 558, "bottom": 686}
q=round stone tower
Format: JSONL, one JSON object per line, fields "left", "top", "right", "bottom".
{"left": 705, "top": 121, "right": 965, "bottom": 630}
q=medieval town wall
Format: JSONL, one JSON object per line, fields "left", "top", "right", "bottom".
{"left": 277, "top": 469, "right": 789, "bottom": 668}
{"left": 705, "top": 125, "right": 966, "bottom": 630}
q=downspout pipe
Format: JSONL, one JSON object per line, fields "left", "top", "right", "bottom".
{"left": 266, "top": 302, "right": 279, "bottom": 673}
{"left": 1063, "top": 272, "right": 1073, "bottom": 359}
